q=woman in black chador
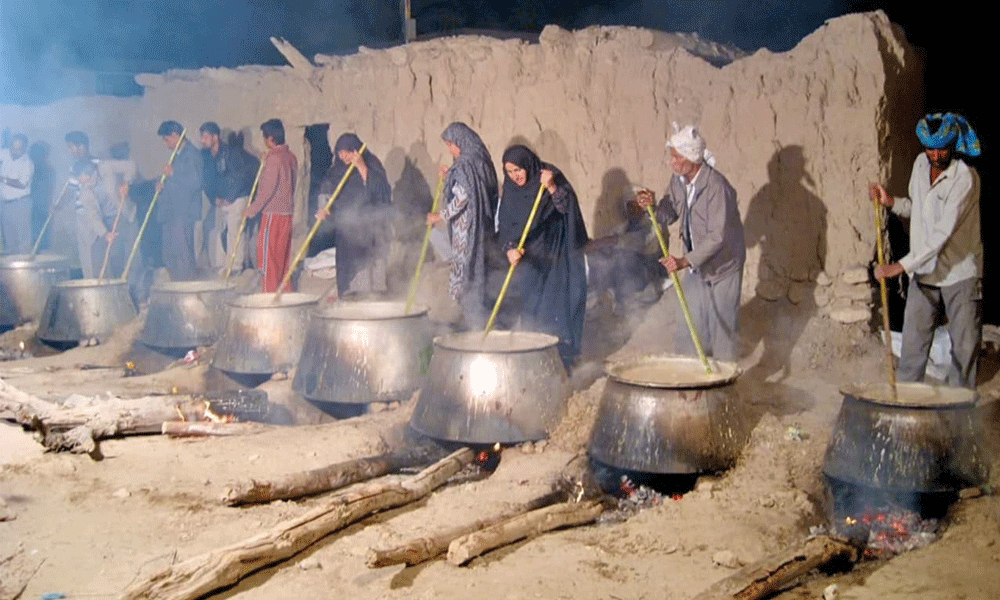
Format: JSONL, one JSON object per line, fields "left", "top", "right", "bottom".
{"left": 495, "top": 144, "right": 589, "bottom": 368}
{"left": 314, "top": 133, "right": 392, "bottom": 297}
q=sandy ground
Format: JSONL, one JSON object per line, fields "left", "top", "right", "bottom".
{"left": 2, "top": 277, "right": 999, "bottom": 600}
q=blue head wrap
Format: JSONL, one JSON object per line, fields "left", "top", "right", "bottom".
{"left": 916, "top": 112, "right": 981, "bottom": 157}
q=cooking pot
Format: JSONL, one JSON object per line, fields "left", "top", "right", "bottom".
{"left": 410, "top": 330, "right": 570, "bottom": 444}
{"left": 35, "top": 278, "right": 138, "bottom": 344}
{"left": 0, "top": 254, "right": 71, "bottom": 327}
{"left": 587, "top": 355, "right": 747, "bottom": 474}
{"left": 293, "top": 301, "right": 433, "bottom": 405}
{"left": 212, "top": 292, "right": 317, "bottom": 375}
{"left": 139, "top": 280, "right": 236, "bottom": 349}
{"left": 822, "top": 382, "right": 987, "bottom": 493}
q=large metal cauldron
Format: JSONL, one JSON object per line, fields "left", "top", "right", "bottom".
{"left": 293, "top": 301, "right": 433, "bottom": 405}
{"left": 36, "top": 279, "right": 138, "bottom": 343}
{"left": 410, "top": 331, "right": 570, "bottom": 444}
{"left": 139, "top": 280, "right": 236, "bottom": 349}
{"left": 0, "top": 254, "right": 71, "bottom": 327}
{"left": 212, "top": 292, "right": 318, "bottom": 375}
{"left": 588, "top": 355, "right": 746, "bottom": 474}
{"left": 823, "top": 382, "right": 987, "bottom": 493}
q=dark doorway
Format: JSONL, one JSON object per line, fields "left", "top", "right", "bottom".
{"left": 304, "top": 124, "right": 333, "bottom": 257}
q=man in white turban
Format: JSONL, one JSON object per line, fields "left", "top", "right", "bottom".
{"left": 637, "top": 124, "right": 745, "bottom": 360}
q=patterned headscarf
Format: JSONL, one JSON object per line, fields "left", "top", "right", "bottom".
{"left": 667, "top": 123, "right": 717, "bottom": 167}
{"left": 916, "top": 113, "right": 981, "bottom": 157}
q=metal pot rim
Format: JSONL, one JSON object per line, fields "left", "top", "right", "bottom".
{"left": 151, "top": 280, "right": 237, "bottom": 294}
{"left": 53, "top": 278, "right": 130, "bottom": 289}
{"left": 433, "top": 330, "right": 559, "bottom": 353}
{"left": 312, "top": 300, "right": 428, "bottom": 320}
{"left": 227, "top": 292, "right": 318, "bottom": 309}
{"left": 840, "top": 382, "right": 976, "bottom": 408}
{"left": 605, "top": 354, "right": 741, "bottom": 389}
{"left": 0, "top": 253, "right": 70, "bottom": 269}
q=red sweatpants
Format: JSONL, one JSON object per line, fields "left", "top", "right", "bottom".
{"left": 257, "top": 213, "right": 294, "bottom": 293}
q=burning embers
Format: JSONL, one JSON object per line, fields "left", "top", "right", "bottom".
{"left": 840, "top": 508, "right": 939, "bottom": 557}
{"left": 819, "top": 477, "right": 953, "bottom": 559}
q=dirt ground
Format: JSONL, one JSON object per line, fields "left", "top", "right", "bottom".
{"left": 2, "top": 277, "right": 999, "bottom": 600}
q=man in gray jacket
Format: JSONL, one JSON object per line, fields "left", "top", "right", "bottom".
{"left": 637, "top": 125, "right": 745, "bottom": 361}
{"left": 155, "top": 121, "right": 203, "bottom": 281}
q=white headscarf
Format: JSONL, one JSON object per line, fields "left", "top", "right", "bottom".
{"left": 667, "top": 122, "right": 716, "bottom": 168}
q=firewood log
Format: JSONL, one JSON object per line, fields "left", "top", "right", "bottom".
{"left": 446, "top": 500, "right": 604, "bottom": 566}
{"left": 1, "top": 378, "right": 205, "bottom": 455}
{"left": 119, "top": 448, "right": 474, "bottom": 600}
{"left": 222, "top": 445, "right": 444, "bottom": 506}
{"left": 690, "top": 535, "right": 859, "bottom": 600}
{"left": 367, "top": 489, "right": 566, "bottom": 567}
{"left": 161, "top": 421, "right": 270, "bottom": 437}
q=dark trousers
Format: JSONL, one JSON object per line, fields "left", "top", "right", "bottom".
{"left": 898, "top": 277, "right": 982, "bottom": 389}
{"left": 161, "top": 219, "right": 198, "bottom": 281}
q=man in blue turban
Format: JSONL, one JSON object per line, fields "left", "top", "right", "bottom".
{"left": 870, "top": 113, "right": 982, "bottom": 388}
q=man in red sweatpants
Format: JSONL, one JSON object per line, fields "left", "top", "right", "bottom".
{"left": 245, "top": 119, "right": 297, "bottom": 293}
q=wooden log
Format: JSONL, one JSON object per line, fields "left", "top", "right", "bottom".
{"left": 690, "top": 535, "right": 859, "bottom": 600}
{"left": 222, "top": 446, "right": 444, "bottom": 506}
{"left": 367, "top": 489, "right": 566, "bottom": 567}
{"left": 119, "top": 448, "right": 473, "bottom": 600}
{"left": 161, "top": 421, "right": 270, "bottom": 437}
{"left": 1, "top": 378, "right": 210, "bottom": 454}
{"left": 447, "top": 500, "right": 604, "bottom": 566}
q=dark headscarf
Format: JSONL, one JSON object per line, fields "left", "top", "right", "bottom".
{"left": 496, "top": 144, "right": 589, "bottom": 366}
{"left": 497, "top": 144, "right": 588, "bottom": 253}
{"left": 334, "top": 132, "right": 364, "bottom": 154}
{"left": 440, "top": 122, "right": 499, "bottom": 298}
{"left": 315, "top": 133, "right": 393, "bottom": 292}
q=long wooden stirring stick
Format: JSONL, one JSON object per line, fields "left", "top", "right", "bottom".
{"left": 873, "top": 197, "right": 898, "bottom": 401}
{"left": 645, "top": 201, "right": 712, "bottom": 374}
{"left": 483, "top": 182, "right": 547, "bottom": 337}
{"left": 223, "top": 158, "right": 266, "bottom": 283}
{"left": 273, "top": 143, "right": 366, "bottom": 302}
{"left": 121, "top": 128, "right": 187, "bottom": 280}
{"left": 405, "top": 174, "right": 445, "bottom": 314}
{"left": 97, "top": 185, "right": 130, "bottom": 282}
{"left": 28, "top": 180, "right": 72, "bottom": 259}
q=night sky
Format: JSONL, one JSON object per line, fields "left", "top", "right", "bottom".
{"left": 0, "top": 0, "right": 990, "bottom": 151}
{"left": 0, "top": 2, "right": 973, "bottom": 96}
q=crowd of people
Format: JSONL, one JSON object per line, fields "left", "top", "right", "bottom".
{"left": 0, "top": 112, "right": 985, "bottom": 384}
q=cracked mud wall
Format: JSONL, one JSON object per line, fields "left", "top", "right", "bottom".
{"left": 2, "top": 11, "right": 922, "bottom": 299}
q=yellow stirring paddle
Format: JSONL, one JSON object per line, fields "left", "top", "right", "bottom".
{"left": 483, "top": 182, "right": 547, "bottom": 337}
{"left": 405, "top": 174, "right": 445, "bottom": 314}
{"left": 97, "top": 185, "right": 130, "bottom": 282}
{"left": 29, "top": 179, "right": 71, "bottom": 259}
{"left": 121, "top": 128, "right": 187, "bottom": 280}
{"left": 273, "top": 143, "right": 366, "bottom": 302}
{"left": 873, "top": 197, "right": 898, "bottom": 401}
{"left": 223, "top": 158, "right": 266, "bottom": 283}
{"left": 645, "top": 201, "right": 712, "bottom": 374}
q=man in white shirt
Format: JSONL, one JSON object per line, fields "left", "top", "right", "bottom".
{"left": 0, "top": 133, "right": 35, "bottom": 253}
{"left": 871, "top": 112, "right": 982, "bottom": 388}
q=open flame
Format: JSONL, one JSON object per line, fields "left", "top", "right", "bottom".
{"left": 203, "top": 400, "right": 236, "bottom": 423}
{"left": 172, "top": 401, "right": 238, "bottom": 423}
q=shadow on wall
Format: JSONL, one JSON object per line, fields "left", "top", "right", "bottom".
{"left": 590, "top": 167, "right": 635, "bottom": 238}
{"left": 386, "top": 142, "right": 434, "bottom": 295}
{"left": 741, "top": 145, "right": 828, "bottom": 387}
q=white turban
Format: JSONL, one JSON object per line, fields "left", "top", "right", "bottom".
{"left": 667, "top": 123, "right": 716, "bottom": 167}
